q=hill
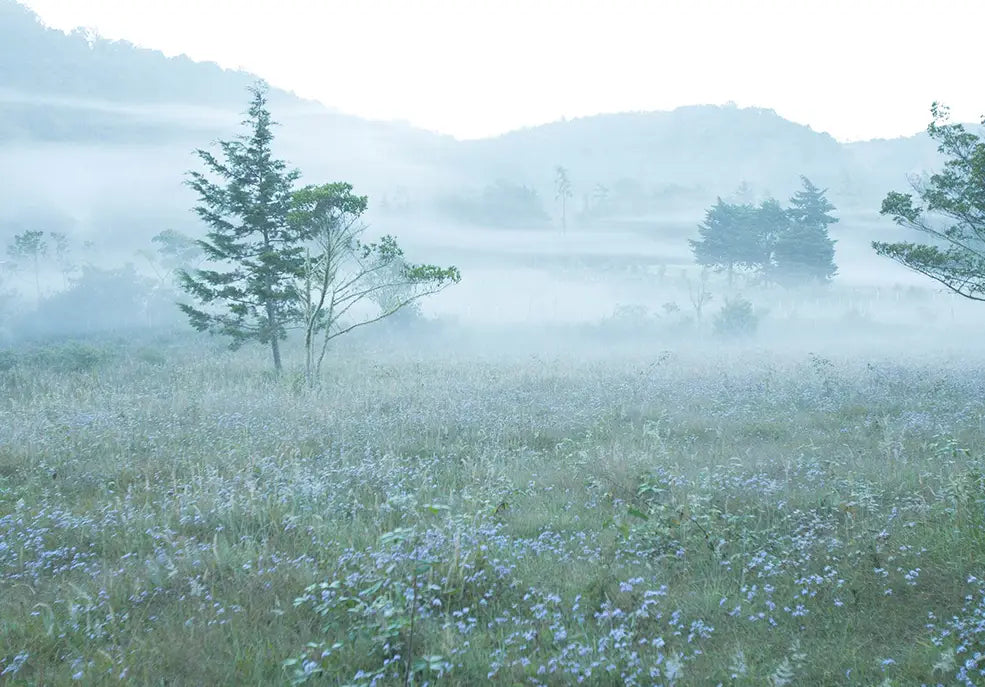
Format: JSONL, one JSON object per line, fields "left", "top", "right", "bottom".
{"left": 0, "top": 0, "right": 464, "bottom": 255}
{"left": 454, "top": 105, "right": 946, "bottom": 220}
{"left": 0, "top": 0, "right": 949, "bottom": 249}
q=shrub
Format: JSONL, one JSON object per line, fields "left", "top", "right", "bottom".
{"left": 713, "top": 297, "right": 758, "bottom": 337}
{"left": 27, "top": 342, "right": 112, "bottom": 373}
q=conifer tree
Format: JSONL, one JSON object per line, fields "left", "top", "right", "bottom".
{"left": 774, "top": 176, "right": 838, "bottom": 283}
{"left": 178, "top": 84, "right": 302, "bottom": 372}
{"left": 690, "top": 198, "right": 760, "bottom": 284}
{"left": 754, "top": 198, "right": 790, "bottom": 283}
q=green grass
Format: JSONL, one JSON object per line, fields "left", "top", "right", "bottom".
{"left": 1, "top": 341, "right": 984, "bottom": 685}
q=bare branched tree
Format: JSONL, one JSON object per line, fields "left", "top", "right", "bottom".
{"left": 291, "top": 183, "right": 460, "bottom": 382}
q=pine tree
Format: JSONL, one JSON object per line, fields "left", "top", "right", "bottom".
{"left": 753, "top": 198, "right": 790, "bottom": 283}
{"left": 787, "top": 176, "right": 838, "bottom": 232}
{"left": 774, "top": 177, "right": 838, "bottom": 284}
{"left": 178, "top": 84, "right": 302, "bottom": 373}
{"left": 690, "top": 198, "right": 760, "bottom": 284}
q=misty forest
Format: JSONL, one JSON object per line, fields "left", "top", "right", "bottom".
{"left": 4, "top": 2, "right": 985, "bottom": 685}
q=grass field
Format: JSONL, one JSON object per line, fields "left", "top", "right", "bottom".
{"left": 1, "top": 337, "right": 984, "bottom": 685}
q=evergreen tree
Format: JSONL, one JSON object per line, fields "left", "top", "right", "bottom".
{"left": 787, "top": 176, "right": 838, "bottom": 232}
{"left": 178, "top": 84, "right": 302, "bottom": 373}
{"left": 753, "top": 198, "right": 790, "bottom": 282}
{"left": 690, "top": 198, "right": 760, "bottom": 284}
{"left": 774, "top": 177, "right": 838, "bottom": 283}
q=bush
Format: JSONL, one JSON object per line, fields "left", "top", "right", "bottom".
{"left": 28, "top": 342, "right": 112, "bottom": 373}
{"left": 713, "top": 297, "right": 758, "bottom": 337}
{"left": 0, "top": 341, "right": 115, "bottom": 374}
{"left": 134, "top": 346, "right": 167, "bottom": 367}
{"left": 18, "top": 263, "right": 180, "bottom": 339}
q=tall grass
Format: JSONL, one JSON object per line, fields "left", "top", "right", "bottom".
{"left": 1, "top": 341, "right": 983, "bottom": 685}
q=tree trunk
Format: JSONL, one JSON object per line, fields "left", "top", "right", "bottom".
{"left": 264, "top": 300, "right": 282, "bottom": 373}
{"left": 304, "top": 325, "right": 314, "bottom": 385}
{"left": 270, "top": 335, "right": 282, "bottom": 373}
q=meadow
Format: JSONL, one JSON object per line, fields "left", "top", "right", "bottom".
{"left": 1, "top": 335, "right": 984, "bottom": 685}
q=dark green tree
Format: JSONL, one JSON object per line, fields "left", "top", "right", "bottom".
{"left": 752, "top": 198, "right": 790, "bottom": 282}
{"left": 690, "top": 198, "right": 760, "bottom": 284}
{"left": 875, "top": 103, "right": 985, "bottom": 300}
{"left": 773, "top": 177, "right": 838, "bottom": 284}
{"left": 787, "top": 176, "right": 838, "bottom": 232}
{"left": 178, "top": 84, "right": 302, "bottom": 372}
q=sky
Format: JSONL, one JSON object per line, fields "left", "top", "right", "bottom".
{"left": 18, "top": 0, "right": 985, "bottom": 141}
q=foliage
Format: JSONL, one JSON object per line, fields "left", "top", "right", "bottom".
{"left": 692, "top": 179, "right": 838, "bottom": 286}
{"left": 0, "top": 341, "right": 113, "bottom": 373}
{"left": 289, "top": 183, "right": 460, "bottom": 381}
{"left": 21, "top": 263, "right": 177, "bottom": 338}
{"left": 285, "top": 526, "right": 450, "bottom": 686}
{"left": 776, "top": 177, "right": 838, "bottom": 284}
{"left": 1, "top": 347, "right": 985, "bottom": 683}
{"left": 875, "top": 103, "right": 985, "bottom": 300}
{"left": 690, "top": 198, "right": 761, "bottom": 281}
{"left": 178, "top": 84, "right": 303, "bottom": 372}
{"left": 929, "top": 575, "right": 985, "bottom": 686}
{"left": 713, "top": 297, "right": 758, "bottom": 337}
{"left": 751, "top": 198, "right": 789, "bottom": 280}
{"left": 787, "top": 176, "right": 839, "bottom": 233}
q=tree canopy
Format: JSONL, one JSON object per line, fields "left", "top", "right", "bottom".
{"left": 775, "top": 177, "right": 838, "bottom": 284}
{"left": 874, "top": 103, "right": 985, "bottom": 300}
{"left": 289, "top": 183, "right": 460, "bottom": 381}
{"left": 690, "top": 178, "right": 838, "bottom": 285}
{"left": 179, "top": 84, "right": 302, "bottom": 372}
{"left": 178, "top": 85, "right": 461, "bottom": 375}
{"left": 689, "top": 198, "right": 761, "bottom": 282}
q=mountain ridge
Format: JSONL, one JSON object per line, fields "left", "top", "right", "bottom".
{"left": 0, "top": 0, "right": 954, "bottom": 242}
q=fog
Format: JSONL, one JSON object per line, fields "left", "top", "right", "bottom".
{"left": 0, "top": 0, "right": 974, "bottom": 358}
{"left": 11, "top": 3, "right": 985, "bottom": 683}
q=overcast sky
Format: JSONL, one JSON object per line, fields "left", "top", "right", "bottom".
{"left": 19, "top": 0, "right": 985, "bottom": 141}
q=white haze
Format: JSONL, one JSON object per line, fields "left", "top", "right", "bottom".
{"left": 1, "top": 0, "right": 982, "bottom": 356}
{"left": 20, "top": 0, "right": 985, "bottom": 142}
